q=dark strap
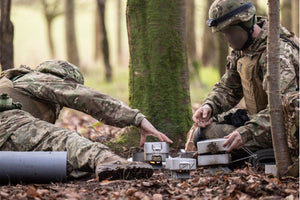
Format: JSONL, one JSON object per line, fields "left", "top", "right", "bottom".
{"left": 280, "top": 34, "right": 300, "bottom": 51}
{"left": 207, "top": 2, "right": 254, "bottom": 27}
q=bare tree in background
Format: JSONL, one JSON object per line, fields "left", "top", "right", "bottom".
{"left": 291, "top": 0, "right": 299, "bottom": 36}
{"left": 97, "top": 0, "right": 112, "bottom": 82}
{"left": 117, "top": 0, "right": 122, "bottom": 65}
{"left": 267, "top": 0, "right": 292, "bottom": 177}
{"left": 216, "top": 33, "right": 228, "bottom": 76}
{"left": 65, "top": 0, "right": 80, "bottom": 66}
{"left": 0, "top": 0, "right": 14, "bottom": 70}
{"left": 42, "top": 0, "right": 63, "bottom": 58}
{"left": 94, "top": 4, "right": 103, "bottom": 61}
{"left": 201, "top": 0, "right": 217, "bottom": 67}
{"left": 281, "top": 0, "right": 292, "bottom": 31}
{"left": 186, "top": 0, "right": 201, "bottom": 84}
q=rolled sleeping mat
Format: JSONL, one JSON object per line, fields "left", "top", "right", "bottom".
{"left": 0, "top": 151, "right": 67, "bottom": 183}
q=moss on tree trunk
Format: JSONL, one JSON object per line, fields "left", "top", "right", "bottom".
{"left": 126, "top": 0, "right": 192, "bottom": 147}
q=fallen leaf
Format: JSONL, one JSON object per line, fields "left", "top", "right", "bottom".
{"left": 0, "top": 191, "right": 9, "bottom": 198}
{"left": 153, "top": 193, "right": 163, "bottom": 200}
{"left": 26, "top": 186, "right": 39, "bottom": 198}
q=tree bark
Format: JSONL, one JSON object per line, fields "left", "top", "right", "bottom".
{"left": 42, "top": 0, "right": 62, "bottom": 59}
{"left": 94, "top": 3, "right": 102, "bottom": 61}
{"left": 97, "top": 0, "right": 112, "bottom": 82}
{"left": 267, "top": 0, "right": 292, "bottom": 177}
{"left": 281, "top": 0, "right": 292, "bottom": 31}
{"left": 201, "top": 0, "right": 217, "bottom": 66}
{"left": 186, "top": 0, "right": 200, "bottom": 83}
{"left": 0, "top": 0, "right": 14, "bottom": 70}
{"left": 216, "top": 33, "right": 228, "bottom": 77}
{"left": 127, "top": 0, "right": 192, "bottom": 147}
{"left": 117, "top": 0, "right": 122, "bottom": 65}
{"left": 65, "top": 0, "right": 80, "bottom": 66}
{"left": 291, "top": 0, "right": 299, "bottom": 36}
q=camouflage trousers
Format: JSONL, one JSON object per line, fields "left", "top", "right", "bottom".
{"left": 0, "top": 109, "right": 115, "bottom": 178}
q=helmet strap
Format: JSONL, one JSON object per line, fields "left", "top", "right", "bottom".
{"left": 238, "top": 15, "right": 256, "bottom": 50}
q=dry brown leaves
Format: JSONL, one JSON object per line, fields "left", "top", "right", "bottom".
{"left": 0, "top": 168, "right": 298, "bottom": 200}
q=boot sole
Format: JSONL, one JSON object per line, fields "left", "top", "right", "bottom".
{"left": 96, "top": 163, "right": 153, "bottom": 181}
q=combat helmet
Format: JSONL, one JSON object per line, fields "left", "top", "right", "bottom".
{"left": 36, "top": 60, "right": 84, "bottom": 84}
{"left": 207, "top": 0, "right": 257, "bottom": 49}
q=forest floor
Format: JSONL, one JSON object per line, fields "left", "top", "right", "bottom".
{"left": 0, "top": 108, "right": 298, "bottom": 200}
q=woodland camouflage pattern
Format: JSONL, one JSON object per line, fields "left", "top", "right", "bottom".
{"left": 202, "top": 18, "right": 299, "bottom": 155}
{"left": 0, "top": 60, "right": 145, "bottom": 177}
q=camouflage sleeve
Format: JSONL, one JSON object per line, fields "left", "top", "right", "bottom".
{"left": 236, "top": 41, "right": 299, "bottom": 145}
{"left": 202, "top": 51, "right": 244, "bottom": 116}
{"left": 12, "top": 72, "right": 145, "bottom": 128}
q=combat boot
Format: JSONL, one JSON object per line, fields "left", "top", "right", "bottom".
{"left": 95, "top": 151, "right": 153, "bottom": 181}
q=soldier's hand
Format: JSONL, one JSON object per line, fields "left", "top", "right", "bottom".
{"left": 139, "top": 118, "right": 173, "bottom": 147}
{"left": 223, "top": 131, "right": 243, "bottom": 152}
{"left": 193, "top": 104, "right": 213, "bottom": 128}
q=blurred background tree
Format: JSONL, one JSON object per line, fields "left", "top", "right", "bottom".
{"left": 96, "top": 0, "right": 112, "bottom": 82}
{"left": 0, "top": 0, "right": 14, "bottom": 71}
{"left": 65, "top": 0, "right": 80, "bottom": 67}
{"left": 41, "top": 0, "right": 62, "bottom": 59}
{"left": 186, "top": 0, "right": 201, "bottom": 84}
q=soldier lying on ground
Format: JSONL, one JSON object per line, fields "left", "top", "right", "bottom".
{"left": 190, "top": 0, "right": 299, "bottom": 175}
{"left": 0, "top": 60, "right": 173, "bottom": 180}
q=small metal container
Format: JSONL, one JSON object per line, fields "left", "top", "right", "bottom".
{"left": 144, "top": 142, "right": 169, "bottom": 162}
{"left": 197, "top": 153, "right": 231, "bottom": 166}
{"left": 166, "top": 158, "right": 196, "bottom": 170}
{"left": 166, "top": 158, "right": 196, "bottom": 179}
{"left": 197, "top": 138, "right": 229, "bottom": 154}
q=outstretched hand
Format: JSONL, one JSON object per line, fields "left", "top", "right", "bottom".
{"left": 139, "top": 118, "right": 173, "bottom": 147}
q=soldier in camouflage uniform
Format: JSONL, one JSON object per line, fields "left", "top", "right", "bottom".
{"left": 192, "top": 0, "right": 299, "bottom": 173}
{"left": 0, "top": 60, "right": 173, "bottom": 180}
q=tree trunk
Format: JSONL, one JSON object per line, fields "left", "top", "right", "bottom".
{"left": 97, "top": 0, "right": 112, "bottom": 82}
{"left": 127, "top": 0, "right": 192, "bottom": 147}
{"left": 117, "top": 0, "right": 122, "bottom": 65}
{"left": 201, "top": 0, "right": 217, "bottom": 66}
{"left": 65, "top": 0, "right": 80, "bottom": 66}
{"left": 291, "top": 0, "right": 299, "bottom": 36}
{"left": 94, "top": 3, "right": 102, "bottom": 61}
{"left": 281, "top": 0, "right": 292, "bottom": 31}
{"left": 0, "top": 0, "right": 14, "bottom": 71}
{"left": 217, "top": 33, "right": 228, "bottom": 77}
{"left": 46, "top": 19, "right": 55, "bottom": 58}
{"left": 42, "top": 0, "right": 62, "bottom": 59}
{"left": 186, "top": 0, "right": 200, "bottom": 83}
{"left": 267, "top": 0, "right": 292, "bottom": 177}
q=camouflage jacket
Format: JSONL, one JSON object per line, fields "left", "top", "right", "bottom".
{"left": 202, "top": 18, "right": 299, "bottom": 144}
{"left": 0, "top": 64, "right": 145, "bottom": 128}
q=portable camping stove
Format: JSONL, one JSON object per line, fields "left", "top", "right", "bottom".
{"left": 144, "top": 142, "right": 169, "bottom": 169}
{"left": 197, "top": 138, "right": 232, "bottom": 173}
{"left": 166, "top": 157, "right": 196, "bottom": 179}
